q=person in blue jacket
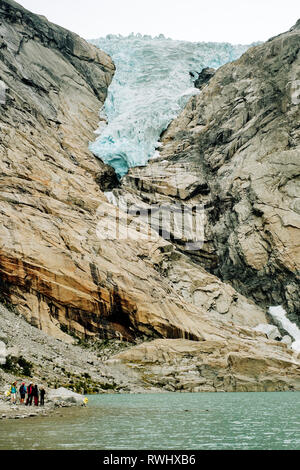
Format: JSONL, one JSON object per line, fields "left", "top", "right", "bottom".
{"left": 10, "top": 382, "right": 17, "bottom": 404}
{"left": 19, "top": 382, "right": 27, "bottom": 404}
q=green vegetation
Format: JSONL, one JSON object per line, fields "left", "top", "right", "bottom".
{"left": 1, "top": 355, "right": 33, "bottom": 377}
{"left": 46, "top": 367, "right": 119, "bottom": 394}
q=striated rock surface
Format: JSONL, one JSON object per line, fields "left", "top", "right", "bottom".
{"left": 120, "top": 21, "right": 300, "bottom": 323}
{"left": 113, "top": 337, "right": 300, "bottom": 392}
{"left": 0, "top": 0, "right": 269, "bottom": 343}
{"left": 254, "top": 324, "right": 281, "bottom": 341}
{"left": 0, "top": 1, "right": 299, "bottom": 392}
{"left": 0, "top": 0, "right": 120, "bottom": 339}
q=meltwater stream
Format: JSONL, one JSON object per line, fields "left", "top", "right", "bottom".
{"left": 89, "top": 35, "right": 253, "bottom": 176}
{"left": 1, "top": 392, "right": 299, "bottom": 450}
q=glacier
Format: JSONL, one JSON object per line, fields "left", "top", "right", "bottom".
{"left": 89, "top": 34, "right": 254, "bottom": 177}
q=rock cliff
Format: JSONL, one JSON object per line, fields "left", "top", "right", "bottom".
{"left": 0, "top": 0, "right": 267, "bottom": 342}
{"left": 0, "top": 1, "right": 299, "bottom": 392}
{"left": 119, "top": 20, "right": 300, "bottom": 324}
{"left": 0, "top": 0, "right": 124, "bottom": 340}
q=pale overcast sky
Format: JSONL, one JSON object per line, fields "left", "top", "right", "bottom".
{"left": 17, "top": 0, "right": 299, "bottom": 43}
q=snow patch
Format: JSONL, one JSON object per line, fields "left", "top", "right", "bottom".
{"left": 104, "top": 191, "right": 118, "bottom": 206}
{"left": 269, "top": 306, "right": 300, "bottom": 353}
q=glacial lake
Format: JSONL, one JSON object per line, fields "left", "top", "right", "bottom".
{"left": 0, "top": 392, "right": 299, "bottom": 450}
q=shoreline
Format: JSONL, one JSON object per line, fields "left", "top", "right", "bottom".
{"left": 2, "top": 388, "right": 300, "bottom": 421}
{"left": 0, "top": 398, "right": 81, "bottom": 421}
{"left": 0, "top": 386, "right": 87, "bottom": 420}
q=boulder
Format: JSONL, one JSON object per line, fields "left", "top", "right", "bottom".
{"left": 281, "top": 335, "right": 293, "bottom": 347}
{"left": 0, "top": 341, "right": 7, "bottom": 365}
{"left": 113, "top": 337, "right": 300, "bottom": 392}
{"left": 254, "top": 324, "right": 282, "bottom": 341}
{"left": 48, "top": 387, "right": 83, "bottom": 405}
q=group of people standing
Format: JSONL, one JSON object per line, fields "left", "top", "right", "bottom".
{"left": 9, "top": 381, "right": 46, "bottom": 406}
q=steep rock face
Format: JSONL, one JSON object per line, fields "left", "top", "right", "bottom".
{"left": 109, "top": 181, "right": 268, "bottom": 328}
{"left": 0, "top": 0, "right": 121, "bottom": 339}
{"left": 0, "top": 2, "right": 299, "bottom": 391}
{"left": 0, "top": 0, "right": 264, "bottom": 343}
{"left": 120, "top": 22, "right": 300, "bottom": 323}
{"left": 0, "top": 302, "right": 151, "bottom": 394}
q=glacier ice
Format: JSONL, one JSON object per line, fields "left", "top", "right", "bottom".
{"left": 89, "top": 34, "right": 254, "bottom": 177}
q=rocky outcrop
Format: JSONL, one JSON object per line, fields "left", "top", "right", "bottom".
{"left": 0, "top": 0, "right": 270, "bottom": 343}
{"left": 0, "top": 1, "right": 299, "bottom": 392}
{"left": 254, "top": 324, "right": 281, "bottom": 341}
{"left": 120, "top": 20, "right": 300, "bottom": 323}
{"left": 112, "top": 336, "right": 300, "bottom": 392}
{"left": 193, "top": 67, "right": 216, "bottom": 90}
{"left": 1, "top": 300, "right": 299, "bottom": 395}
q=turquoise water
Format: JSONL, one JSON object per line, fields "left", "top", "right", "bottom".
{"left": 0, "top": 392, "right": 299, "bottom": 450}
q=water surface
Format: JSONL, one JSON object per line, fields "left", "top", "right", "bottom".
{"left": 0, "top": 392, "right": 299, "bottom": 450}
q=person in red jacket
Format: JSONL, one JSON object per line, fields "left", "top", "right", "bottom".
{"left": 26, "top": 383, "right": 33, "bottom": 406}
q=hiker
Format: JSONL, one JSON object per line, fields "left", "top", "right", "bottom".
{"left": 33, "top": 384, "right": 39, "bottom": 406}
{"left": 26, "top": 382, "right": 33, "bottom": 406}
{"left": 19, "top": 382, "right": 27, "bottom": 404}
{"left": 40, "top": 387, "right": 46, "bottom": 406}
{"left": 10, "top": 382, "right": 17, "bottom": 404}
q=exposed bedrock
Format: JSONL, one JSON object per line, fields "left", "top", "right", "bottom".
{"left": 0, "top": 0, "right": 266, "bottom": 342}
{"left": 119, "top": 20, "right": 300, "bottom": 324}
{"left": 192, "top": 67, "right": 216, "bottom": 90}
{"left": 112, "top": 337, "right": 300, "bottom": 392}
{"left": 0, "top": 1, "right": 299, "bottom": 391}
{"left": 0, "top": 0, "right": 271, "bottom": 340}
